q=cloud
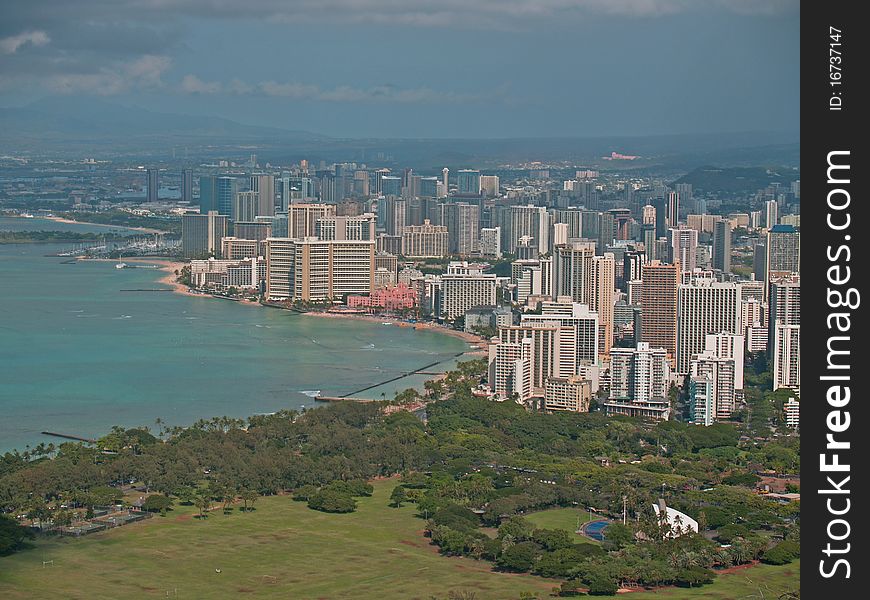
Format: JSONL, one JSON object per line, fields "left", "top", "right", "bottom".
{"left": 180, "top": 74, "right": 222, "bottom": 94}
{"left": 0, "top": 30, "right": 49, "bottom": 54}
{"left": 45, "top": 55, "right": 171, "bottom": 95}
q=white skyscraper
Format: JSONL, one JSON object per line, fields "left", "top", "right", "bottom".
{"left": 676, "top": 278, "right": 742, "bottom": 374}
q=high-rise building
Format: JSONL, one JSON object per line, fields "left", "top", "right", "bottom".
{"left": 712, "top": 220, "right": 732, "bottom": 272}
{"left": 439, "top": 262, "right": 497, "bottom": 320}
{"left": 479, "top": 227, "right": 502, "bottom": 257}
{"left": 676, "top": 278, "right": 742, "bottom": 374}
{"left": 604, "top": 342, "right": 671, "bottom": 420}
{"left": 766, "top": 225, "right": 800, "bottom": 276}
{"left": 479, "top": 175, "right": 500, "bottom": 197}
{"left": 233, "top": 191, "right": 259, "bottom": 223}
{"left": 402, "top": 220, "right": 449, "bottom": 258}
{"left": 250, "top": 174, "right": 276, "bottom": 217}
{"left": 666, "top": 191, "right": 680, "bottom": 227}
{"left": 768, "top": 273, "right": 800, "bottom": 353}
{"left": 553, "top": 240, "right": 595, "bottom": 302}
{"left": 522, "top": 299, "right": 600, "bottom": 365}
{"left": 220, "top": 237, "right": 260, "bottom": 260}
{"left": 287, "top": 203, "right": 336, "bottom": 239}
{"left": 265, "top": 238, "right": 375, "bottom": 301}
{"left": 764, "top": 199, "right": 779, "bottom": 229}
{"left": 690, "top": 351, "right": 737, "bottom": 423}
{"left": 380, "top": 196, "right": 407, "bottom": 236}
{"left": 441, "top": 202, "right": 479, "bottom": 255}
{"left": 233, "top": 221, "right": 272, "bottom": 241}
{"left": 509, "top": 205, "right": 549, "bottom": 254}
{"left": 457, "top": 169, "right": 481, "bottom": 195}
{"left": 667, "top": 227, "right": 698, "bottom": 273}
{"left": 181, "top": 169, "right": 194, "bottom": 204}
{"left": 773, "top": 323, "right": 800, "bottom": 392}
{"left": 495, "top": 323, "right": 577, "bottom": 392}
{"left": 488, "top": 337, "right": 534, "bottom": 401}
{"left": 316, "top": 214, "right": 376, "bottom": 241}
{"left": 279, "top": 175, "right": 315, "bottom": 210}
{"left": 380, "top": 176, "right": 402, "bottom": 197}
{"left": 639, "top": 260, "right": 679, "bottom": 360}
{"left": 704, "top": 332, "right": 745, "bottom": 390}
{"left": 199, "top": 176, "right": 241, "bottom": 216}
{"left": 182, "top": 211, "right": 228, "bottom": 258}
{"left": 146, "top": 168, "right": 159, "bottom": 202}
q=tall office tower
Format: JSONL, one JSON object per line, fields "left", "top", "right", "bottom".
{"left": 522, "top": 300, "right": 600, "bottom": 365}
{"left": 688, "top": 376, "right": 716, "bottom": 426}
{"left": 768, "top": 273, "right": 800, "bottom": 353}
{"left": 265, "top": 238, "right": 375, "bottom": 301}
{"left": 773, "top": 323, "right": 801, "bottom": 391}
{"left": 352, "top": 170, "right": 370, "bottom": 197}
{"left": 418, "top": 176, "right": 439, "bottom": 198}
{"left": 689, "top": 352, "right": 736, "bottom": 423}
{"left": 442, "top": 168, "right": 449, "bottom": 189}
{"left": 552, "top": 208, "right": 584, "bottom": 238}
{"left": 609, "top": 208, "right": 632, "bottom": 241}
{"left": 753, "top": 238, "right": 767, "bottom": 282}
{"left": 622, "top": 250, "right": 646, "bottom": 289}
{"left": 181, "top": 169, "right": 194, "bottom": 204}
{"left": 641, "top": 224, "right": 656, "bottom": 261}
{"left": 712, "top": 220, "right": 732, "bottom": 272}
{"left": 279, "top": 175, "right": 315, "bottom": 210}
{"left": 441, "top": 202, "right": 480, "bottom": 255}
{"left": 480, "top": 175, "right": 500, "bottom": 197}
{"left": 652, "top": 197, "right": 668, "bottom": 238}
{"left": 233, "top": 191, "right": 259, "bottom": 223}
{"left": 553, "top": 240, "right": 595, "bottom": 302}
{"left": 639, "top": 260, "right": 679, "bottom": 360}
{"left": 496, "top": 322, "right": 578, "bottom": 391}
{"left": 439, "top": 262, "right": 498, "bottom": 320}
{"left": 457, "top": 169, "right": 481, "bottom": 194}
{"left": 676, "top": 278, "right": 742, "bottom": 374}
{"left": 287, "top": 203, "right": 336, "bottom": 238}
{"left": 317, "top": 214, "right": 377, "bottom": 241}
{"left": 381, "top": 196, "right": 407, "bottom": 236}
{"left": 667, "top": 227, "right": 698, "bottom": 273}
{"left": 604, "top": 342, "right": 671, "bottom": 420}
{"left": 676, "top": 183, "right": 694, "bottom": 213}
{"left": 182, "top": 211, "right": 228, "bottom": 258}
{"left": 380, "top": 176, "right": 402, "bottom": 197}
{"left": 764, "top": 199, "right": 779, "bottom": 229}
{"left": 766, "top": 225, "right": 800, "bottom": 276}
{"left": 642, "top": 204, "right": 656, "bottom": 226}
{"left": 552, "top": 222, "right": 568, "bottom": 249}
{"left": 401, "top": 220, "right": 449, "bottom": 258}
{"left": 509, "top": 205, "right": 549, "bottom": 254}
{"left": 234, "top": 221, "right": 272, "bottom": 241}
{"left": 250, "top": 174, "right": 275, "bottom": 217}
{"left": 666, "top": 191, "right": 680, "bottom": 227}
{"left": 479, "top": 227, "right": 502, "bottom": 257}
{"left": 197, "top": 175, "right": 220, "bottom": 215}
{"left": 146, "top": 168, "right": 159, "bottom": 202}
{"left": 589, "top": 254, "right": 615, "bottom": 355}
{"left": 594, "top": 211, "right": 613, "bottom": 253}
{"left": 199, "top": 176, "right": 240, "bottom": 216}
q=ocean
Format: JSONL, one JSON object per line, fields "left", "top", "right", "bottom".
{"left": 0, "top": 217, "right": 468, "bottom": 452}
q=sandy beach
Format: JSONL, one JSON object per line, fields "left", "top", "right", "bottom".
{"left": 303, "top": 310, "right": 490, "bottom": 351}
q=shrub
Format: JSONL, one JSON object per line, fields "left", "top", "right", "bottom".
{"left": 141, "top": 494, "right": 173, "bottom": 513}
{"left": 307, "top": 489, "right": 357, "bottom": 513}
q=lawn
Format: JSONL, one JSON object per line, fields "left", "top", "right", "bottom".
{"left": 0, "top": 479, "right": 558, "bottom": 600}
{"left": 524, "top": 507, "right": 597, "bottom": 532}
{"left": 627, "top": 560, "right": 800, "bottom": 599}
{"left": 0, "top": 480, "right": 798, "bottom": 599}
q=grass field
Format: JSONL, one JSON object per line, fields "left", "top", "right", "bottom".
{"left": 627, "top": 561, "right": 800, "bottom": 599}
{"left": 524, "top": 507, "right": 597, "bottom": 533}
{"left": 0, "top": 480, "right": 798, "bottom": 599}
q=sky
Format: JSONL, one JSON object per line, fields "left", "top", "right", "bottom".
{"left": 0, "top": 1, "right": 800, "bottom": 139}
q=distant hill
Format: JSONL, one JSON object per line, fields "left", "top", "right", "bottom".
{"left": 0, "top": 97, "right": 327, "bottom": 150}
{"left": 673, "top": 165, "right": 800, "bottom": 194}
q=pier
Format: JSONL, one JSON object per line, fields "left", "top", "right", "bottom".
{"left": 41, "top": 431, "right": 97, "bottom": 444}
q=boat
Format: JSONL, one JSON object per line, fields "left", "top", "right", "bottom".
{"left": 115, "top": 262, "right": 127, "bottom": 269}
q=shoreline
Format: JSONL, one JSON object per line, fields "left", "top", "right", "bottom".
{"left": 43, "top": 215, "right": 164, "bottom": 235}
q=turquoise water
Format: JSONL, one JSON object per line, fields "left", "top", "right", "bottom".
{"left": 0, "top": 218, "right": 468, "bottom": 452}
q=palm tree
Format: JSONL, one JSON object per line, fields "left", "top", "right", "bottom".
{"left": 195, "top": 493, "right": 211, "bottom": 519}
